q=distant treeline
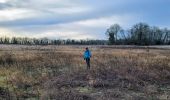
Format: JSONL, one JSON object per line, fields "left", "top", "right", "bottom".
{"left": 0, "top": 37, "right": 107, "bottom": 45}
{"left": 0, "top": 22, "right": 170, "bottom": 45}
{"left": 106, "top": 22, "right": 170, "bottom": 45}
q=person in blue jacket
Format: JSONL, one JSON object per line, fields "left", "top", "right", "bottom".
{"left": 84, "top": 47, "right": 92, "bottom": 69}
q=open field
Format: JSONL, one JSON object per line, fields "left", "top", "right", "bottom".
{"left": 0, "top": 45, "right": 170, "bottom": 100}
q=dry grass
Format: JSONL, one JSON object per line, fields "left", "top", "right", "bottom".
{"left": 0, "top": 45, "right": 170, "bottom": 100}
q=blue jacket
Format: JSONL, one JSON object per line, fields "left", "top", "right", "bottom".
{"left": 84, "top": 50, "right": 91, "bottom": 59}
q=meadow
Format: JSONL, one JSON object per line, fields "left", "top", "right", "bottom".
{"left": 0, "top": 45, "right": 170, "bottom": 100}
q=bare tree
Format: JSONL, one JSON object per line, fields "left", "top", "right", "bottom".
{"left": 106, "top": 24, "right": 122, "bottom": 44}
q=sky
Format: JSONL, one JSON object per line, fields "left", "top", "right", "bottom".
{"left": 0, "top": 0, "right": 170, "bottom": 40}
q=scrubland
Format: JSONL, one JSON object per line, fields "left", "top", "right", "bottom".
{"left": 0, "top": 45, "right": 170, "bottom": 100}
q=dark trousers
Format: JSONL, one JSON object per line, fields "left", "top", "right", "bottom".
{"left": 85, "top": 58, "right": 90, "bottom": 69}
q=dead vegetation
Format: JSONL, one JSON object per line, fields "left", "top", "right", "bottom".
{"left": 0, "top": 45, "right": 170, "bottom": 100}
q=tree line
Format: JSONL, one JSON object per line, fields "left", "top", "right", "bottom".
{"left": 106, "top": 22, "right": 170, "bottom": 45}
{"left": 0, "top": 37, "right": 107, "bottom": 45}
{"left": 0, "top": 22, "right": 170, "bottom": 45}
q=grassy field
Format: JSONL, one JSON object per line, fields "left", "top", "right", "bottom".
{"left": 0, "top": 45, "right": 170, "bottom": 100}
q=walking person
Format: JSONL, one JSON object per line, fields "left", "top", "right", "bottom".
{"left": 84, "top": 47, "right": 92, "bottom": 69}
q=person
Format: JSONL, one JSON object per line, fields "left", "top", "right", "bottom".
{"left": 84, "top": 47, "right": 91, "bottom": 69}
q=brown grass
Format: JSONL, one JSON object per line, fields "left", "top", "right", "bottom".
{"left": 0, "top": 45, "right": 170, "bottom": 100}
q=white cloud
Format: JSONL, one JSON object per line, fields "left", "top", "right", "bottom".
{"left": 0, "top": 0, "right": 8, "bottom": 3}
{"left": 70, "top": 15, "right": 135, "bottom": 28}
{"left": 0, "top": 8, "right": 40, "bottom": 21}
{"left": 32, "top": 31, "right": 95, "bottom": 40}
{"left": 0, "top": 28, "right": 23, "bottom": 37}
{"left": 0, "top": 14, "right": 139, "bottom": 39}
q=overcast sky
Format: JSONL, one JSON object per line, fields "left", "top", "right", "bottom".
{"left": 0, "top": 0, "right": 169, "bottom": 39}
